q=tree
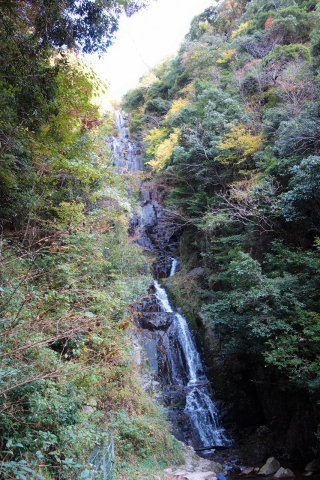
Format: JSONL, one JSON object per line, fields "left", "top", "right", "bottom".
{"left": 217, "top": 123, "right": 263, "bottom": 165}
{"left": 0, "top": 0, "right": 151, "bottom": 54}
{"left": 280, "top": 156, "right": 320, "bottom": 224}
{"left": 146, "top": 129, "right": 180, "bottom": 171}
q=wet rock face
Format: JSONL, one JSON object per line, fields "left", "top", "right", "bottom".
{"left": 129, "top": 183, "right": 180, "bottom": 278}
{"left": 168, "top": 406, "right": 192, "bottom": 443}
{"left": 139, "top": 312, "right": 174, "bottom": 331}
{"left": 141, "top": 294, "right": 160, "bottom": 312}
{"left": 154, "top": 254, "right": 175, "bottom": 279}
{"left": 164, "top": 388, "right": 187, "bottom": 408}
{"left": 108, "top": 110, "right": 143, "bottom": 172}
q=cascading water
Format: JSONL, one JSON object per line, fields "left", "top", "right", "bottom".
{"left": 111, "top": 110, "right": 142, "bottom": 172}
{"left": 114, "top": 110, "right": 127, "bottom": 138}
{"left": 153, "top": 263, "right": 230, "bottom": 450}
{"left": 111, "top": 110, "right": 230, "bottom": 452}
{"left": 169, "top": 258, "right": 178, "bottom": 277}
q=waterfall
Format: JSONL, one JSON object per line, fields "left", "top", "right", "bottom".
{"left": 111, "top": 110, "right": 230, "bottom": 451}
{"left": 154, "top": 281, "right": 205, "bottom": 385}
{"left": 114, "top": 110, "right": 128, "bottom": 139}
{"left": 153, "top": 262, "right": 231, "bottom": 450}
{"left": 153, "top": 280, "right": 173, "bottom": 313}
{"left": 111, "top": 110, "right": 142, "bottom": 172}
{"left": 185, "top": 388, "right": 229, "bottom": 448}
{"left": 169, "top": 258, "right": 178, "bottom": 277}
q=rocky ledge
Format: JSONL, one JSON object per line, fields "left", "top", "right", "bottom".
{"left": 139, "top": 312, "right": 174, "bottom": 331}
{"left": 163, "top": 443, "right": 221, "bottom": 480}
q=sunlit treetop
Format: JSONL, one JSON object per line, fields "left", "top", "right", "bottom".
{"left": 0, "top": 0, "right": 151, "bottom": 54}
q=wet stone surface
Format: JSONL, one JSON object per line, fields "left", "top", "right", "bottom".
{"left": 132, "top": 258, "right": 230, "bottom": 452}
{"left": 109, "top": 110, "right": 143, "bottom": 172}
{"left": 129, "top": 182, "right": 180, "bottom": 278}
{"left": 139, "top": 312, "right": 174, "bottom": 331}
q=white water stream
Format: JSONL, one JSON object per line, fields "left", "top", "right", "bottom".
{"left": 111, "top": 112, "right": 229, "bottom": 450}
{"left": 111, "top": 111, "right": 142, "bottom": 172}
{"left": 153, "top": 260, "right": 230, "bottom": 449}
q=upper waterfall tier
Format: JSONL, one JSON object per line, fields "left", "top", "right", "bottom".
{"left": 110, "top": 110, "right": 142, "bottom": 172}
{"left": 114, "top": 110, "right": 128, "bottom": 139}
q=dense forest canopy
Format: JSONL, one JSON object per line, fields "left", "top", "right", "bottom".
{"left": 122, "top": 0, "right": 320, "bottom": 408}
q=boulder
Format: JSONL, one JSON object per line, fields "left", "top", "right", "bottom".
{"left": 259, "top": 458, "right": 281, "bottom": 476}
{"left": 173, "top": 470, "right": 189, "bottom": 476}
{"left": 141, "top": 295, "right": 160, "bottom": 312}
{"left": 152, "top": 392, "right": 165, "bottom": 404}
{"left": 241, "top": 467, "right": 254, "bottom": 475}
{"left": 163, "top": 390, "right": 186, "bottom": 407}
{"left": 306, "top": 461, "right": 320, "bottom": 472}
{"left": 139, "top": 312, "right": 173, "bottom": 330}
{"left": 274, "top": 468, "right": 295, "bottom": 478}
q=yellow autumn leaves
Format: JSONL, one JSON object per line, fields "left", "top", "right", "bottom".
{"left": 166, "top": 98, "right": 189, "bottom": 117}
{"left": 144, "top": 98, "right": 189, "bottom": 171}
{"left": 217, "top": 123, "right": 262, "bottom": 165}
{"left": 145, "top": 121, "right": 262, "bottom": 173}
{"left": 145, "top": 128, "right": 180, "bottom": 171}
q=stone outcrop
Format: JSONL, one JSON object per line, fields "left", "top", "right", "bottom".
{"left": 129, "top": 183, "right": 180, "bottom": 278}
{"left": 139, "top": 312, "right": 174, "bottom": 331}
{"left": 166, "top": 473, "right": 216, "bottom": 480}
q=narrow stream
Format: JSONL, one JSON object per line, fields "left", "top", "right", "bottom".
{"left": 111, "top": 110, "right": 230, "bottom": 452}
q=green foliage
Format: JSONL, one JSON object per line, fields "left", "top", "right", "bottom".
{"left": 120, "top": 0, "right": 320, "bottom": 420}
{"left": 109, "top": 408, "right": 181, "bottom": 460}
{"left": 187, "top": 7, "right": 217, "bottom": 41}
{"left": 310, "top": 4, "right": 320, "bottom": 58}
{"left": 279, "top": 156, "right": 320, "bottom": 223}
{"left": 0, "top": 161, "right": 155, "bottom": 478}
{"left": 201, "top": 245, "right": 320, "bottom": 390}
{"left": 123, "top": 88, "right": 146, "bottom": 110}
{"left": 0, "top": 33, "right": 176, "bottom": 480}
{"left": 145, "top": 97, "right": 171, "bottom": 114}
{"left": 0, "top": 0, "right": 150, "bottom": 55}
{"left": 0, "top": 0, "right": 183, "bottom": 477}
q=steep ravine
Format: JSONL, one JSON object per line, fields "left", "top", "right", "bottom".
{"left": 110, "top": 110, "right": 229, "bottom": 452}
{"left": 110, "top": 111, "right": 320, "bottom": 477}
